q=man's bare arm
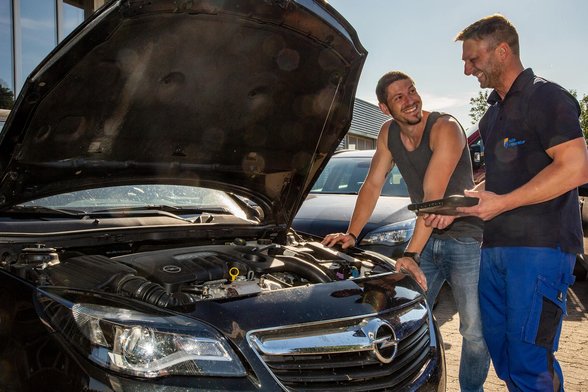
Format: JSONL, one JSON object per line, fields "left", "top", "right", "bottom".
{"left": 409, "top": 117, "right": 466, "bottom": 234}
{"left": 395, "top": 117, "right": 466, "bottom": 289}
{"left": 322, "top": 121, "right": 394, "bottom": 249}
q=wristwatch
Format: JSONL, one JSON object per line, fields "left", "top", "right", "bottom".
{"left": 402, "top": 251, "right": 421, "bottom": 265}
{"left": 346, "top": 232, "right": 357, "bottom": 242}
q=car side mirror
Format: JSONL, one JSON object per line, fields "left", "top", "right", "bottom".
{"left": 469, "top": 144, "right": 484, "bottom": 170}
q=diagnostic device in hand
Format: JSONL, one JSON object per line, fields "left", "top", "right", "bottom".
{"left": 407, "top": 195, "right": 479, "bottom": 215}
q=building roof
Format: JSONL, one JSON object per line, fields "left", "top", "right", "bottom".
{"left": 348, "top": 97, "right": 390, "bottom": 139}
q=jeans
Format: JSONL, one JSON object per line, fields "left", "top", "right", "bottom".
{"left": 479, "top": 247, "right": 576, "bottom": 392}
{"left": 420, "top": 236, "right": 490, "bottom": 392}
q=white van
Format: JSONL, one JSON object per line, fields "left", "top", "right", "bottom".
{"left": 0, "top": 109, "right": 9, "bottom": 130}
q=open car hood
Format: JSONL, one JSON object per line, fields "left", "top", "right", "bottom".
{"left": 0, "top": 0, "right": 366, "bottom": 227}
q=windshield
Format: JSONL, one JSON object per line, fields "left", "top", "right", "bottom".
{"left": 20, "top": 185, "right": 250, "bottom": 219}
{"left": 310, "top": 156, "right": 408, "bottom": 197}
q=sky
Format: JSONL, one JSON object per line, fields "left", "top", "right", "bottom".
{"left": 327, "top": 0, "right": 588, "bottom": 128}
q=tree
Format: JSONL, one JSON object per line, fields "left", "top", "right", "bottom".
{"left": 468, "top": 90, "right": 489, "bottom": 125}
{"left": 0, "top": 85, "right": 14, "bottom": 110}
{"left": 578, "top": 94, "right": 588, "bottom": 139}
{"left": 570, "top": 90, "right": 588, "bottom": 139}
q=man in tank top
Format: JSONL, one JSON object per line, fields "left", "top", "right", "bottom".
{"left": 322, "top": 71, "right": 490, "bottom": 392}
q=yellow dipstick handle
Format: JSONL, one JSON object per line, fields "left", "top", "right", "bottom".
{"left": 229, "top": 267, "right": 239, "bottom": 282}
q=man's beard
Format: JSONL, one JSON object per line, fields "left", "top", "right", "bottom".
{"left": 478, "top": 61, "right": 501, "bottom": 89}
{"left": 400, "top": 110, "right": 423, "bottom": 126}
{"left": 405, "top": 115, "right": 423, "bottom": 126}
{"left": 389, "top": 104, "right": 423, "bottom": 126}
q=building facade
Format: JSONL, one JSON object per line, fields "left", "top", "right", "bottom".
{"left": 344, "top": 97, "right": 389, "bottom": 150}
{"left": 0, "top": 0, "right": 104, "bottom": 101}
{"left": 0, "top": 0, "right": 384, "bottom": 148}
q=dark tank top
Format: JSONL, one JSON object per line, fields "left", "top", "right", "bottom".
{"left": 387, "top": 112, "right": 483, "bottom": 241}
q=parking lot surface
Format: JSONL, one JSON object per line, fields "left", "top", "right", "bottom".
{"left": 434, "top": 275, "right": 588, "bottom": 391}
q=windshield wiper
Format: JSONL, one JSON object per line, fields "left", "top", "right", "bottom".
{"left": 2, "top": 205, "right": 88, "bottom": 218}
{"left": 88, "top": 205, "right": 232, "bottom": 223}
{"left": 2, "top": 205, "right": 230, "bottom": 223}
{"left": 91, "top": 205, "right": 230, "bottom": 215}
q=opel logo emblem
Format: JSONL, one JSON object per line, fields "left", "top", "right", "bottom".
{"left": 162, "top": 265, "right": 182, "bottom": 273}
{"left": 364, "top": 318, "right": 398, "bottom": 364}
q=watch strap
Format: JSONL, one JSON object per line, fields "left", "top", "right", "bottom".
{"left": 402, "top": 251, "right": 421, "bottom": 265}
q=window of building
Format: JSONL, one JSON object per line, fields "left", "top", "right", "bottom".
{"left": 62, "top": 1, "right": 84, "bottom": 39}
{"left": 21, "top": 0, "right": 57, "bottom": 86}
{"left": 3, "top": 0, "right": 90, "bottom": 98}
{"left": 0, "top": 0, "right": 14, "bottom": 109}
{"left": 347, "top": 134, "right": 375, "bottom": 150}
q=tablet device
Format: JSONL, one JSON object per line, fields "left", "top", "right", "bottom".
{"left": 407, "top": 195, "right": 479, "bottom": 215}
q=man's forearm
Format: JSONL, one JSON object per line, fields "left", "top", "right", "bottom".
{"left": 404, "top": 216, "right": 433, "bottom": 253}
{"left": 503, "top": 149, "right": 588, "bottom": 211}
{"left": 347, "top": 183, "right": 382, "bottom": 237}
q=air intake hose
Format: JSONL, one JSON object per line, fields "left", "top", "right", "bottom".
{"left": 114, "top": 274, "right": 197, "bottom": 308}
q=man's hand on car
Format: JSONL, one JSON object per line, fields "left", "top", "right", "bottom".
{"left": 395, "top": 256, "right": 428, "bottom": 291}
{"left": 321, "top": 232, "right": 356, "bottom": 249}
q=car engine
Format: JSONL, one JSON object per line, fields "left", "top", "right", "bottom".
{"left": 5, "top": 238, "right": 396, "bottom": 309}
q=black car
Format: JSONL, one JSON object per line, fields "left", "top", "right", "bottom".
{"left": 293, "top": 149, "right": 416, "bottom": 258}
{"left": 0, "top": 1, "right": 445, "bottom": 391}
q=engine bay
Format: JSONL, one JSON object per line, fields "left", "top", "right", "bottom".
{"left": 4, "top": 237, "right": 397, "bottom": 309}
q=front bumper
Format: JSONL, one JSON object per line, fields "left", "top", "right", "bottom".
{"left": 45, "top": 304, "right": 446, "bottom": 392}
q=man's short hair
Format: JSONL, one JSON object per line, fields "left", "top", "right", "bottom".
{"left": 455, "top": 14, "right": 519, "bottom": 55}
{"left": 375, "top": 71, "right": 414, "bottom": 104}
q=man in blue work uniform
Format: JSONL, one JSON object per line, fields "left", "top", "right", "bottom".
{"left": 451, "top": 14, "right": 588, "bottom": 391}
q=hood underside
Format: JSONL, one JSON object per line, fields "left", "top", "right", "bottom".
{"left": 0, "top": 0, "right": 366, "bottom": 225}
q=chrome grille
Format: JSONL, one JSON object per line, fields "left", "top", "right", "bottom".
{"left": 248, "top": 302, "right": 433, "bottom": 391}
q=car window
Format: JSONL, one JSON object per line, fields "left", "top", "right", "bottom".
{"left": 311, "top": 157, "right": 408, "bottom": 197}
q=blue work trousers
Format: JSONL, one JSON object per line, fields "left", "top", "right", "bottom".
{"left": 421, "top": 236, "right": 491, "bottom": 392}
{"left": 479, "top": 247, "right": 576, "bottom": 392}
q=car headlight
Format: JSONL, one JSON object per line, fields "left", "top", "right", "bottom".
{"left": 34, "top": 289, "right": 246, "bottom": 378}
{"left": 359, "top": 218, "right": 416, "bottom": 246}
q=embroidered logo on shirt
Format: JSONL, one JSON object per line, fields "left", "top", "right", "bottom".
{"left": 503, "top": 137, "right": 526, "bottom": 149}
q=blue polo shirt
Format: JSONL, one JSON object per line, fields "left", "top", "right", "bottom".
{"left": 479, "top": 68, "right": 584, "bottom": 254}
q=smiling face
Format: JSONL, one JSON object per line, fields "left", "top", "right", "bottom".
{"left": 379, "top": 78, "right": 423, "bottom": 126}
{"left": 461, "top": 38, "right": 503, "bottom": 90}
